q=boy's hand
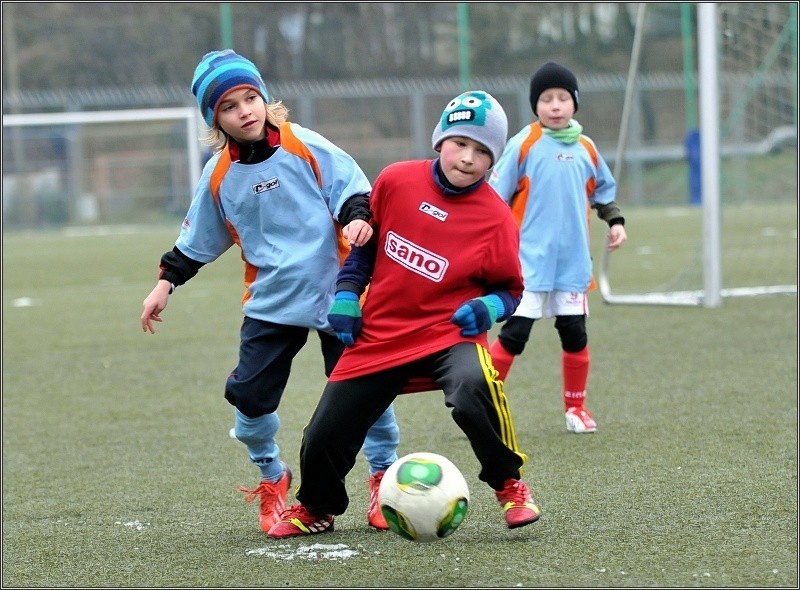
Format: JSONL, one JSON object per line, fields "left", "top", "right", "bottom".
{"left": 450, "top": 295, "right": 503, "bottom": 336}
{"left": 342, "top": 219, "right": 373, "bottom": 247}
{"left": 328, "top": 291, "right": 362, "bottom": 346}
{"left": 607, "top": 224, "right": 627, "bottom": 251}
{"left": 141, "top": 280, "right": 172, "bottom": 334}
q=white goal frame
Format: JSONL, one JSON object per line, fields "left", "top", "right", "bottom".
{"left": 2, "top": 106, "right": 203, "bottom": 206}
{"left": 598, "top": 2, "right": 797, "bottom": 308}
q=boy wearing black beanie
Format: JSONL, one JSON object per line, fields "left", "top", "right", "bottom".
{"left": 488, "top": 62, "right": 628, "bottom": 434}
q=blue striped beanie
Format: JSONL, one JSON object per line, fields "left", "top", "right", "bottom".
{"left": 191, "top": 49, "right": 269, "bottom": 127}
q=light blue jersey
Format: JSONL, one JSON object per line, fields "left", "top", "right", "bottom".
{"left": 176, "top": 124, "right": 371, "bottom": 329}
{"left": 489, "top": 124, "right": 616, "bottom": 293}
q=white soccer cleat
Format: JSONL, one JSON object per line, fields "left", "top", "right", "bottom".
{"left": 565, "top": 407, "right": 597, "bottom": 433}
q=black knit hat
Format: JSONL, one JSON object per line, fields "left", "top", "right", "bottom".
{"left": 529, "top": 62, "right": 579, "bottom": 116}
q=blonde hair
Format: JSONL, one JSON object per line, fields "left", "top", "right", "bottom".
{"left": 202, "top": 99, "right": 290, "bottom": 151}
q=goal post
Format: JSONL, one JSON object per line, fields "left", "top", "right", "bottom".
{"left": 2, "top": 107, "right": 203, "bottom": 225}
{"left": 598, "top": 2, "right": 798, "bottom": 307}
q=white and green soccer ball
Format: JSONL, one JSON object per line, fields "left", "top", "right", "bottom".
{"left": 378, "top": 452, "right": 470, "bottom": 542}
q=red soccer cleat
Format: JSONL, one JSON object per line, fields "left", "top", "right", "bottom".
{"left": 238, "top": 463, "right": 292, "bottom": 533}
{"left": 267, "top": 504, "right": 335, "bottom": 538}
{"left": 495, "top": 478, "right": 542, "bottom": 529}
{"left": 367, "top": 471, "right": 389, "bottom": 530}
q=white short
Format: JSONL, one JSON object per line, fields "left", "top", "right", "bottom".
{"left": 512, "top": 290, "right": 589, "bottom": 320}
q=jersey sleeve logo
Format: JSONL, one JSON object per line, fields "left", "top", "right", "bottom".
{"left": 385, "top": 231, "right": 449, "bottom": 282}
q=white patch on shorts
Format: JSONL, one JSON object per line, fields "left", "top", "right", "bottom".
{"left": 513, "top": 290, "right": 588, "bottom": 319}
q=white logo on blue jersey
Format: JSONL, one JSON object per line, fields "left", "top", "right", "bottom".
{"left": 253, "top": 177, "right": 280, "bottom": 193}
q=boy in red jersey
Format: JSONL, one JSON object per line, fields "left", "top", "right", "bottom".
{"left": 268, "top": 90, "right": 542, "bottom": 538}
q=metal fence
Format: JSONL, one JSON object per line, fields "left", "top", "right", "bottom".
{"left": 2, "top": 70, "right": 796, "bottom": 228}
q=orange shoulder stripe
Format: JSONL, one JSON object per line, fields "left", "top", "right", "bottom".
{"left": 280, "top": 122, "right": 350, "bottom": 265}
{"left": 210, "top": 145, "right": 232, "bottom": 206}
{"left": 278, "top": 122, "right": 323, "bottom": 188}
{"left": 509, "top": 123, "right": 542, "bottom": 228}
{"left": 517, "top": 122, "right": 542, "bottom": 167}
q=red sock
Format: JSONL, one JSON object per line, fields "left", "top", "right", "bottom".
{"left": 488, "top": 339, "right": 516, "bottom": 382}
{"left": 562, "top": 346, "right": 590, "bottom": 411}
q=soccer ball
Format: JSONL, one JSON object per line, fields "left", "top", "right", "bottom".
{"left": 378, "top": 452, "right": 470, "bottom": 542}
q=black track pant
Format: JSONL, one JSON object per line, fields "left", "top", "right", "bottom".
{"left": 224, "top": 317, "right": 344, "bottom": 417}
{"left": 296, "top": 342, "right": 528, "bottom": 516}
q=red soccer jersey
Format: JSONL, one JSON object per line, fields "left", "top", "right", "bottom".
{"left": 329, "top": 160, "right": 523, "bottom": 381}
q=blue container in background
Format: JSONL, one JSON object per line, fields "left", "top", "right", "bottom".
{"left": 684, "top": 128, "right": 701, "bottom": 205}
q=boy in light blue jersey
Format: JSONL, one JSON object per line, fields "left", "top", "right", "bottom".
{"left": 488, "top": 62, "right": 627, "bottom": 434}
{"left": 140, "top": 50, "right": 399, "bottom": 533}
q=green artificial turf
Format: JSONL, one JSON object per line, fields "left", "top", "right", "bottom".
{"left": 2, "top": 214, "right": 796, "bottom": 587}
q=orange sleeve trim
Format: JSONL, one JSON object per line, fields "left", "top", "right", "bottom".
{"left": 517, "top": 122, "right": 542, "bottom": 167}
{"left": 280, "top": 122, "right": 350, "bottom": 265}
{"left": 578, "top": 136, "right": 599, "bottom": 293}
{"left": 210, "top": 145, "right": 232, "bottom": 207}
{"left": 578, "top": 136, "right": 598, "bottom": 169}
{"left": 509, "top": 123, "right": 542, "bottom": 228}
{"left": 510, "top": 177, "right": 529, "bottom": 229}
{"left": 279, "top": 122, "right": 323, "bottom": 188}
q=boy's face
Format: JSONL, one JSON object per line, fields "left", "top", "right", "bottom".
{"left": 215, "top": 87, "right": 267, "bottom": 143}
{"left": 438, "top": 136, "right": 493, "bottom": 188}
{"left": 536, "top": 87, "right": 575, "bottom": 130}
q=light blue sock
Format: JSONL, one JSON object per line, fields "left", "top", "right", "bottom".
{"left": 362, "top": 403, "right": 400, "bottom": 475}
{"left": 232, "top": 408, "right": 283, "bottom": 482}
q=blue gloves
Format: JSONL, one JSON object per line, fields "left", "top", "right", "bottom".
{"left": 450, "top": 294, "right": 505, "bottom": 337}
{"left": 328, "top": 290, "right": 362, "bottom": 346}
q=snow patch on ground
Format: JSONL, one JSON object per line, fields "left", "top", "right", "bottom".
{"left": 246, "top": 543, "right": 359, "bottom": 560}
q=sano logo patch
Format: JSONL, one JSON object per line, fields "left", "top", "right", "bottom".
{"left": 385, "top": 231, "right": 448, "bottom": 282}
